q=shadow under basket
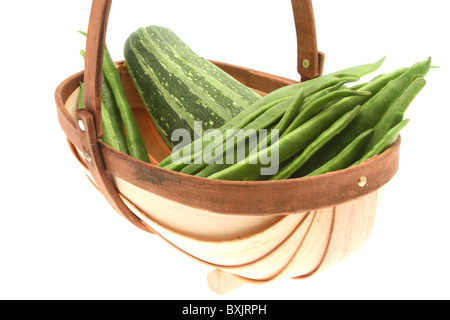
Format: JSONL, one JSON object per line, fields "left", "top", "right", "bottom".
{"left": 56, "top": 60, "right": 401, "bottom": 294}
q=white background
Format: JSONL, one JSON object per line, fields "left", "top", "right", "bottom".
{"left": 0, "top": 0, "right": 449, "bottom": 300}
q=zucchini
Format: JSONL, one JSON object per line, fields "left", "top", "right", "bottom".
{"left": 124, "top": 26, "right": 262, "bottom": 149}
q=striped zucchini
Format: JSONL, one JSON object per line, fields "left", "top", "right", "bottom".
{"left": 124, "top": 26, "right": 262, "bottom": 149}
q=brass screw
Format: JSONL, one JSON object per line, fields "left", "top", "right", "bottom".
{"left": 302, "top": 59, "right": 310, "bottom": 69}
{"left": 358, "top": 176, "right": 368, "bottom": 188}
{"left": 78, "top": 120, "right": 86, "bottom": 132}
{"left": 85, "top": 151, "right": 92, "bottom": 163}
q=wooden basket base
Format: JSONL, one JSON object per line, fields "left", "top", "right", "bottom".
{"left": 69, "top": 139, "right": 380, "bottom": 294}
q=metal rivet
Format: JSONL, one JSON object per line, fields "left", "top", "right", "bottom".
{"left": 78, "top": 120, "right": 86, "bottom": 132}
{"left": 358, "top": 176, "right": 368, "bottom": 188}
{"left": 85, "top": 151, "right": 92, "bottom": 162}
{"left": 302, "top": 59, "right": 310, "bottom": 69}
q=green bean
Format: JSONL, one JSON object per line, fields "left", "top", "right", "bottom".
{"left": 101, "top": 108, "right": 122, "bottom": 151}
{"left": 353, "top": 119, "right": 409, "bottom": 166}
{"left": 364, "top": 77, "right": 426, "bottom": 153}
{"left": 283, "top": 89, "right": 372, "bottom": 137}
{"left": 349, "top": 82, "right": 369, "bottom": 91}
{"left": 377, "top": 112, "right": 405, "bottom": 137}
{"left": 159, "top": 56, "right": 386, "bottom": 168}
{"left": 327, "top": 56, "right": 386, "bottom": 78}
{"left": 243, "top": 98, "right": 296, "bottom": 130}
{"left": 305, "top": 129, "right": 374, "bottom": 177}
{"left": 79, "top": 31, "right": 149, "bottom": 163}
{"left": 371, "top": 74, "right": 386, "bottom": 81}
{"left": 302, "top": 80, "right": 348, "bottom": 105}
{"left": 102, "top": 47, "right": 150, "bottom": 163}
{"left": 271, "top": 105, "right": 362, "bottom": 180}
{"left": 78, "top": 83, "right": 121, "bottom": 151}
{"left": 275, "top": 88, "right": 305, "bottom": 133}
{"left": 80, "top": 49, "right": 130, "bottom": 155}
{"left": 100, "top": 71, "right": 130, "bottom": 155}
{"left": 296, "top": 80, "right": 354, "bottom": 115}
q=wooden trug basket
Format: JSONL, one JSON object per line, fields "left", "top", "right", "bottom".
{"left": 55, "top": 0, "right": 401, "bottom": 294}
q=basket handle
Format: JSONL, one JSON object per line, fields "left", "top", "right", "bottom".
{"left": 80, "top": 0, "right": 324, "bottom": 233}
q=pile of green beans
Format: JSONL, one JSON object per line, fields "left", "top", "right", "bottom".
{"left": 78, "top": 33, "right": 150, "bottom": 163}
{"left": 159, "top": 57, "right": 431, "bottom": 181}
{"left": 158, "top": 57, "right": 387, "bottom": 169}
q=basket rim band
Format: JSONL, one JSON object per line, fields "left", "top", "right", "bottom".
{"left": 56, "top": 62, "right": 401, "bottom": 217}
